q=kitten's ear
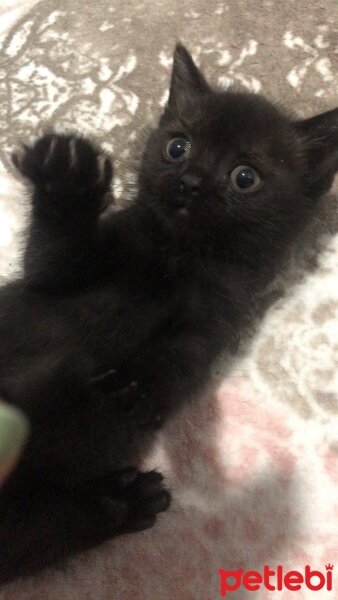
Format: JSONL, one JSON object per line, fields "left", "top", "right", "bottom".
{"left": 166, "top": 43, "right": 210, "bottom": 116}
{"left": 295, "top": 107, "right": 338, "bottom": 196}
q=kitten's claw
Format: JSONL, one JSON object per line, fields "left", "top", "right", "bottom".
{"left": 44, "top": 135, "right": 58, "bottom": 169}
{"left": 68, "top": 137, "right": 78, "bottom": 170}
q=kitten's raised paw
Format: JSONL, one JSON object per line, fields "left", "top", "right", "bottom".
{"left": 12, "top": 133, "right": 112, "bottom": 202}
{"left": 94, "top": 469, "right": 171, "bottom": 534}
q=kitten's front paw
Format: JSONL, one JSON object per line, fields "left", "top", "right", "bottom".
{"left": 12, "top": 133, "right": 112, "bottom": 202}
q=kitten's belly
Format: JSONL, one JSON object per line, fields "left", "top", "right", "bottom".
{"left": 68, "top": 282, "right": 170, "bottom": 371}
{"left": 0, "top": 279, "right": 168, "bottom": 377}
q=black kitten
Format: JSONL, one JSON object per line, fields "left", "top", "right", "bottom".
{"left": 0, "top": 44, "right": 337, "bottom": 583}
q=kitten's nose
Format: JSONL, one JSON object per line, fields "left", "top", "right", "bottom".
{"left": 179, "top": 173, "right": 202, "bottom": 196}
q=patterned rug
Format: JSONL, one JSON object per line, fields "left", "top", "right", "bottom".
{"left": 0, "top": 0, "right": 338, "bottom": 598}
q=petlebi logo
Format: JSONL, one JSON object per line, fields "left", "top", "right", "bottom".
{"left": 218, "top": 564, "right": 334, "bottom": 596}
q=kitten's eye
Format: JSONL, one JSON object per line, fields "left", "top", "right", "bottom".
{"left": 165, "top": 137, "right": 191, "bottom": 161}
{"left": 230, "top": 165, "right": 261, "bottom": 193}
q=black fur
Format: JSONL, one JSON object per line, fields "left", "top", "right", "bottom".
{"left": 0, "top": 43, "right": 337, "bottom": 583}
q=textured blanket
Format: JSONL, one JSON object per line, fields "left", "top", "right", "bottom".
{"left": 0, "top": 0, "right": 338, "bottom": 598}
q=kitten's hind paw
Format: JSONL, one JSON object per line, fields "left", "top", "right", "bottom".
{"left": 12, "top": 134, "right": 112, "bottom": 207}
{"left": 87, "top": 469, "right": 171, "bottom": 535}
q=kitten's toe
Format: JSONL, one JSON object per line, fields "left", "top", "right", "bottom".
{"left": 12, "top": 135, "right": 63, "bottom": 182}
{"left": 125, "top": 491, "right": 170, "bottom": 532}
{"left": 112, "top": 466, "right": 139, "bottom": 487}
{"left": 134, "top": 470, "right": 164, "bottom": 497}
{"left": 12, "top": 143, "right": 39, "bottom": 180}
{"left": 60, "top": 135, "right": 113, "bottom": 195}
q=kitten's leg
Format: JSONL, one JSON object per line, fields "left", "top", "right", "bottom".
{"left": 0, "top": 466, "right": 170, "bottom": 583}
{"left": 12, "top": 134, "right": 113, "bottom": 290}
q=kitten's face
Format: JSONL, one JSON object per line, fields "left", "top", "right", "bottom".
{"left": 140, "top": 92, "right": 305, "bottom": 231}
{"left": 138, "top": 44, "right": 338, "bottom": 251}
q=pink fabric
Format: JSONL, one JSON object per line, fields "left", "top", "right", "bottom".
{"left": 2, "top": 376, "right": 337, "bottom": 599}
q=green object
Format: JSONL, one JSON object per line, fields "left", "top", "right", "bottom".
{"left": 0, "top": 403, "right": 30, "bottom": 465}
